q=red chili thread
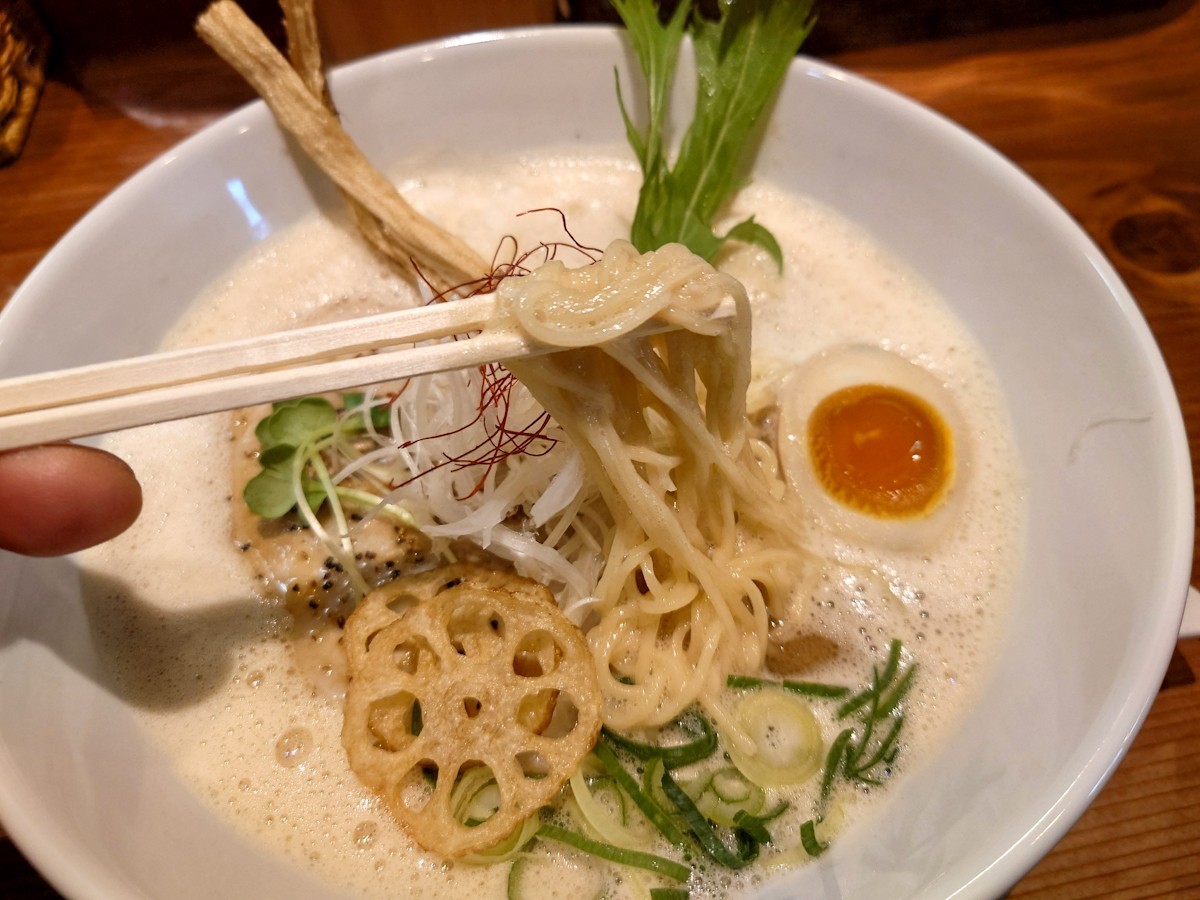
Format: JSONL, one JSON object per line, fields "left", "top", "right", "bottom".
{"left": 381, "top": 215, "right": 604, "bottom": 497}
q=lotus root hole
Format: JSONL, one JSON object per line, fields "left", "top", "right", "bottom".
{"left": 447, "top": 605, "right": 506, "bottom": 657}
{"left": 367, "top": 691, "right": 422, "bottom": 751}
{"left": 512, "top": 629, "right": 564, "bottom": 677}
{"left": 516, "top": 750, "right": 550, "bottom": 778}
{"left": 391, "top": 635, "right": 438, "bottom": 675}
{"left": 385, "top": 592, "right": 418, "bottom": 617}
{"left": 396, "top": 761, "right": 437, "bottom": 812}
{"left": 518, "top": 689, "right": 581, "bottom": 738}
{"left": 451, "top": 762, "right": 502, "bottom": 825}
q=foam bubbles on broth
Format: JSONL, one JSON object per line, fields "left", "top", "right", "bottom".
{"left": 81, "top": 149, "right": 1024, "bottom": 899}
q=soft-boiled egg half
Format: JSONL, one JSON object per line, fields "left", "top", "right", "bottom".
{"left": 778, "top": 345, "right": 968, "bottom": 550}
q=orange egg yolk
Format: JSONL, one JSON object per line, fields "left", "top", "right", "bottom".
{"left": 807, "top": 383, "right": 952, "bottom": 518}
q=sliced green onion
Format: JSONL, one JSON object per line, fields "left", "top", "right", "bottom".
{"left": 799, "top": 819, "right": 828, "bottom": 858}
{"left": 589, "top": 775, "right": 630, "bottom": 825}
{"left": 729, "top": 802, "right": 787, "bottom": 847}
{"left": 535, "top": 824, "right": 691, "bottom": 882}
{"left": 710, "top": 767, "right": 754, "bottom": 804}
{"left": 660, "top": 771, "right": 759, "bottom": 869}
{"left": 461, "top": 814, "right": 539, "bottom": 865}
{"left": 692, "top": 767, "right": 765, "bottom": 828}
{"left": 814, "top": 802, "right": 845, "bottom": 846}
{"left": 818, "top": 640, "right": 915, "bottom": 830}
{"left": 846, "top": 716, "right": 905, "bottom": 781}
{"left": 732, "top": 800, "right": 787, "bottom": 844}
{"left": 819, "top": 729, "right": 853, "bottom": 809}
{"left": 731, "top": 810, "right": 771, "bottom": 845}
{"left": 876, "top": 639, "right": 903, "bottom": 687}
{"left": 876, "top": 663, "right": 918, "bottom": 718}
{"left": 594, "top": 740, "right": 689, "bottom": 846}
{"left": 451, "top": 765, "right": 500, "bottom": 826}
{"left": 601, "top": 713, "right": 717, "bottom": 769}
{"left": 835, "top": 687, "right": 873, "bottom": 721}
{"left": 724, "top": 690, "right": 822, "bottom": 788}
{"left": 846, "top": 695, "right": 880, "bottom": 773}
{"left": 727, "top": 674, "right": 850, "bottom": 700}
{"left": 642, "top": 756, "right": 676, "bottom": 816}
{"left": 570, "top": 766, "right": 643, "bottom": 849}
{"left": 837, "top": 640, "right": 908, "bottom": 720}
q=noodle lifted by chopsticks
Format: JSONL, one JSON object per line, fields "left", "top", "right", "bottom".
{"left": 197, "top": 0, "right": 806, "bottom": 738}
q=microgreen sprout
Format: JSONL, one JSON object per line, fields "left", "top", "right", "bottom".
{"left": 243, "top": 397, "right": 340, "bottom": 518}
{"left": 243, "top": 394, "right": 421, "bottom": 597}
{"left": 244, "top": 395, "right": 415, "bottom": 523}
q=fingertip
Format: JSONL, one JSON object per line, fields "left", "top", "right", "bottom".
{"left": 0, "top": 444, "right": 143, "bottom": 557}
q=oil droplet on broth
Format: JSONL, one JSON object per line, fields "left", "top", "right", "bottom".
{"left": 354, "top": 821, "right": 378, "bottom": 849}
{"left": 275, "top": 727, "right": 313, "bottom": 768}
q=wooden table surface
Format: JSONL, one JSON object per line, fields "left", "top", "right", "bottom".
{"left": 2, "top": 0, "right": 1199, "bottom": 897}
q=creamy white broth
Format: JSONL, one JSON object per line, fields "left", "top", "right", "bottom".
{"left": 81, "top": 149, "right": 1023, "bottom": 898}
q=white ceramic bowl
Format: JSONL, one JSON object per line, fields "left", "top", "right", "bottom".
{"left": 0, "top": 26, "right": 1191, "bottom": 900}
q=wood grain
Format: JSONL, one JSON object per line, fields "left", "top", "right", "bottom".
{"left": 1, "top": 1, "right": 1198, "bottom": 897}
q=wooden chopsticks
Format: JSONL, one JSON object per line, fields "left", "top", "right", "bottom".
{"left": 0, "top": 295, "right": 518, "bottom": 450}
{"left": 0, "top": 294, "right": 726, "bottom": 451}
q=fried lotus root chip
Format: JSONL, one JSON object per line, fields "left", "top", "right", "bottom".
{"left": 342, "top": 564, "right": 602, "bottom": 857}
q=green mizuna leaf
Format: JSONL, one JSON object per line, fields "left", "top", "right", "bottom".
{"left": 614, "top": 0, "right": 816, "bottom": 262}
{"left": 613, "top": 0, "right": 690, "bottom": 176}
{"left": 723, "top": 216, "right": 783, "bottom": 269}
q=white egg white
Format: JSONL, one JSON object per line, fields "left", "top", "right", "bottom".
{"left": 777, "top": 343, "right": 970, "bottom": 552}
